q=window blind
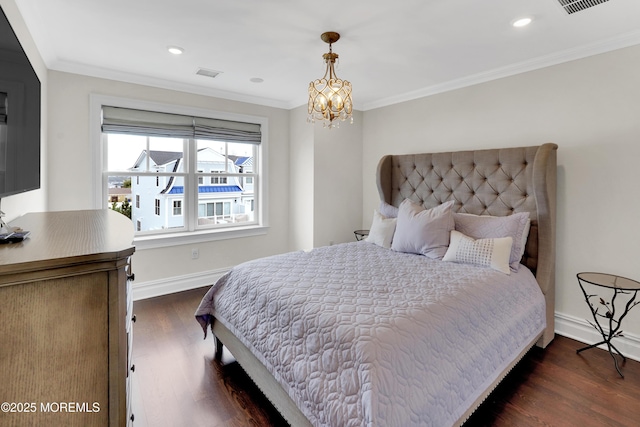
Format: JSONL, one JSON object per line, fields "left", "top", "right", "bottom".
{"left": 101, "top": 106, "right": 261, "bottom": 144}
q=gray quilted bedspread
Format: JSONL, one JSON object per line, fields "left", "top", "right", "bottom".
{"left": 195, "top": 241, "right": 545, "bottom": 427}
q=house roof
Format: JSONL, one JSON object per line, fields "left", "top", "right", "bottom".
{"left": 149, "top": 150, "right": 183, "bottom": 166}
{"left": 108, "top": 188, "right": 132, "bottom": 195}
{"left": 231, "top": 155, "right": 252, "bottom": 166}
{"left": 166, "top": 185, "right": 242, "bottom": 194}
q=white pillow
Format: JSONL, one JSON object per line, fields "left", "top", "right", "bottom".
{"left": 443, "top": 230, "right": 513, "bottom": 274}
{"left": 365, "top": 210, "right": 397, "bottom": 249}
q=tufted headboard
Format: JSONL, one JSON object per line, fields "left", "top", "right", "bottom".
{"left": 376, "top": 143, "right": 557, "bottom": 347}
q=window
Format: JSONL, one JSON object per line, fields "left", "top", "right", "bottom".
{"left": 211, "top": 172, "right": 227, "bottom": 184}
{"left": 95, "top": 97, "right": 266, "bottom": 242}
{"left": 173, "top": 200, "right": 182, "bottom": 216}
{"left": 198, "top": 201, "right": 232, "bottom": 222}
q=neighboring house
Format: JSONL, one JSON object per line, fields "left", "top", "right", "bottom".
{"left": 230, "top": 155, "right": 254, "bottom": 215}
{"left": 130, "top": 148, "right": 253, "bottom": 232}
{"left": 108, "top": 187, "right": 131, "bottom": 204}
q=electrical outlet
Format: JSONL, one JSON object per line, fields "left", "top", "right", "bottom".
{"left": 191, "top": 248, "right": 199, "bottom": 259}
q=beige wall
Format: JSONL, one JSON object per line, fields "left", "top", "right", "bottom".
{"left": 7, "top": 0, "right": 639, "bottom": 353}
{"left": 289, "top": 106, "right": 364, "bottom": 250}
{"left": 288, "top": 105, "right": 315, "bottom": 250}
{"left": 313, "top": 112, "right": 363, "bottom": 248}
{"left": 362, "top": 44, "right": 640, "bottom": 341}
{"left": 0, "top": 0, "right": 47, "bottom": 220}
{"left": 45, "top": 71, "right": 364, "bottom": 290}
{"left": 47, "top": 70, "right": 292, "bottom": 284}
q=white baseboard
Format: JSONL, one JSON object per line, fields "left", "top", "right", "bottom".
{"left": 132, "top": 268, "right": 229, "bottom": 301}
{"left": 555, "top": 311, "right": 640, "bottom": 363}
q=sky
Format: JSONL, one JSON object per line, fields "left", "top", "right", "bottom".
{"left": 106, "top": 134, "right": 253, "bottom": 172}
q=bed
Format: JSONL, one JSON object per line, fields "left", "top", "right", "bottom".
{"left": 196, "top": 143, "right": 557, "bottom": 426}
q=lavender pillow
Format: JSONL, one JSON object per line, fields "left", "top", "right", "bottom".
{"left": 379, "top": 201, "right": 399, "bottom": 218}
{"left": 391, "top": 199, "right": 454, "bottom": 259}
{"left": 453, "top": 211, "right": 530, "bottom": 271}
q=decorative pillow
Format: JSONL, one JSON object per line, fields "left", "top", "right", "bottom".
{"left": 379, "top": 201, "right": 399, "bottom": 218}
{"left": 453, "top": 211, "right": 530, "bottom": 271}
{"left": 391, "top": 199, "right": 454, "bottom": 259}
{"left": 443, "top": 230, "right": 513, "bottom": 274}
{"left": 365, "top": 210, "right": 397, "bottom": 249}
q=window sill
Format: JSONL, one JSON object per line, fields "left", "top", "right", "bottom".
{"left": 133, "top": 224, "right": 269, "bottom": 250}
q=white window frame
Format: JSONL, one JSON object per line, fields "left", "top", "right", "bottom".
{"left": 90, "top": 94, "right": 269, "bottom": 250}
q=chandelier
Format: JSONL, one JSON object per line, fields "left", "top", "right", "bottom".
{"left": 307, "top": 32, "right": 353, "bottom": 128}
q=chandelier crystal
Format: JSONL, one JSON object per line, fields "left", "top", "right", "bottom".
{"left": 308, "top": 32, "right": 353, "bottom": 129}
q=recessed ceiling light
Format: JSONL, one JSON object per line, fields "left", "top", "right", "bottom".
{"left": 167, "top": 46, "right": 184, "bottom": 55}
{"left": 250, "top": 77, "right": 264, "bottom": 83}
{"left": 512, "top": 17, "right": 533, "bottom": 27}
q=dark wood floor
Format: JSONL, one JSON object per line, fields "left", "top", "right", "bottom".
{"left": 131, "top": 287, "right": 640, "bottom": 427}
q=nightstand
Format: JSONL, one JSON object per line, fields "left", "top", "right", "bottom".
{"left": 353, "top": 230, "right": 369, "bottom": 241}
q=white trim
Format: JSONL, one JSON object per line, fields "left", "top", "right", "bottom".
{"left": 89, "top": 93, "right": 269, "bottom": 244}
{"left": 58, "top": 61, "right": 291, "bottom": 109}
{"left": 133, "top": 224, "right": 268, "bottom": 250}
{"left": 53, "top": 29, "right": 640, "bottom": 112}
{"left": 555, "top": 311, "right": 640, "bottom": 363}
{"left": 362, "top": 29, "right": 640, "bottom": 111}
{"left": 132, "top": 267, "right": 230, "bottom": 301}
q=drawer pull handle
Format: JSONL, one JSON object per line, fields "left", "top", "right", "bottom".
{"left": 130, "top": 413, "right": 135, "bottom": 422}
{"left": 127, "top": 273, "right": 135, "bottom": 281}
{"left": 131, "top": 314, "right": 137, "bottom": 323}
{"left": 130, "top": 364, "right": 135, "bottom": 373}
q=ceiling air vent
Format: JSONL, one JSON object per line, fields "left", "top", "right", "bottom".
{"left": 557, "top": 0, "right": 610, "bottom": 14}
{"left": 196, "top": 68, "right": 222, "bottom": 79}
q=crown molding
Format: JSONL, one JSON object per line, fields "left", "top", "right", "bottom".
{"left": 44, "top": 28, "right": 640, "bottom": 113}
{"left": 49, "top": 60, "right": 293, "bottom": 110}
{"left": 362, "top": 29, "right": 640, "bottom": 111}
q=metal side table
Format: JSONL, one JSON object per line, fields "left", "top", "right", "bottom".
{"left": 576, "top": 272, "right": 640, "bottom": 377}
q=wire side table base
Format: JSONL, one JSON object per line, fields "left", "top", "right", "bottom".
{"left": 576, "top": 273, "right": 640, "bottom": 378}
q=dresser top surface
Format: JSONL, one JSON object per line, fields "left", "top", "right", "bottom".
{"left": 1, "top": 209, "right": 135, "bottom": 272}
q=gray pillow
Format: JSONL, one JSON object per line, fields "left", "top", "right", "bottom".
{"left": 391, "top": 199, "right": 454, "bottom": 259}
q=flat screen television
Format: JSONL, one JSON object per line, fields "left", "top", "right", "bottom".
{"left": 0, "top": 5, "right": 41, "bottom": 199}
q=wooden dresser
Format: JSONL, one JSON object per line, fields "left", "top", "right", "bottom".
{"left": 0, "top": 209, "right": 136, "bottom": 426}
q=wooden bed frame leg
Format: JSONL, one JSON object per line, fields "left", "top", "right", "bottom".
{"left": 214, "top": 335, "right": 224, "bottom": 360}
